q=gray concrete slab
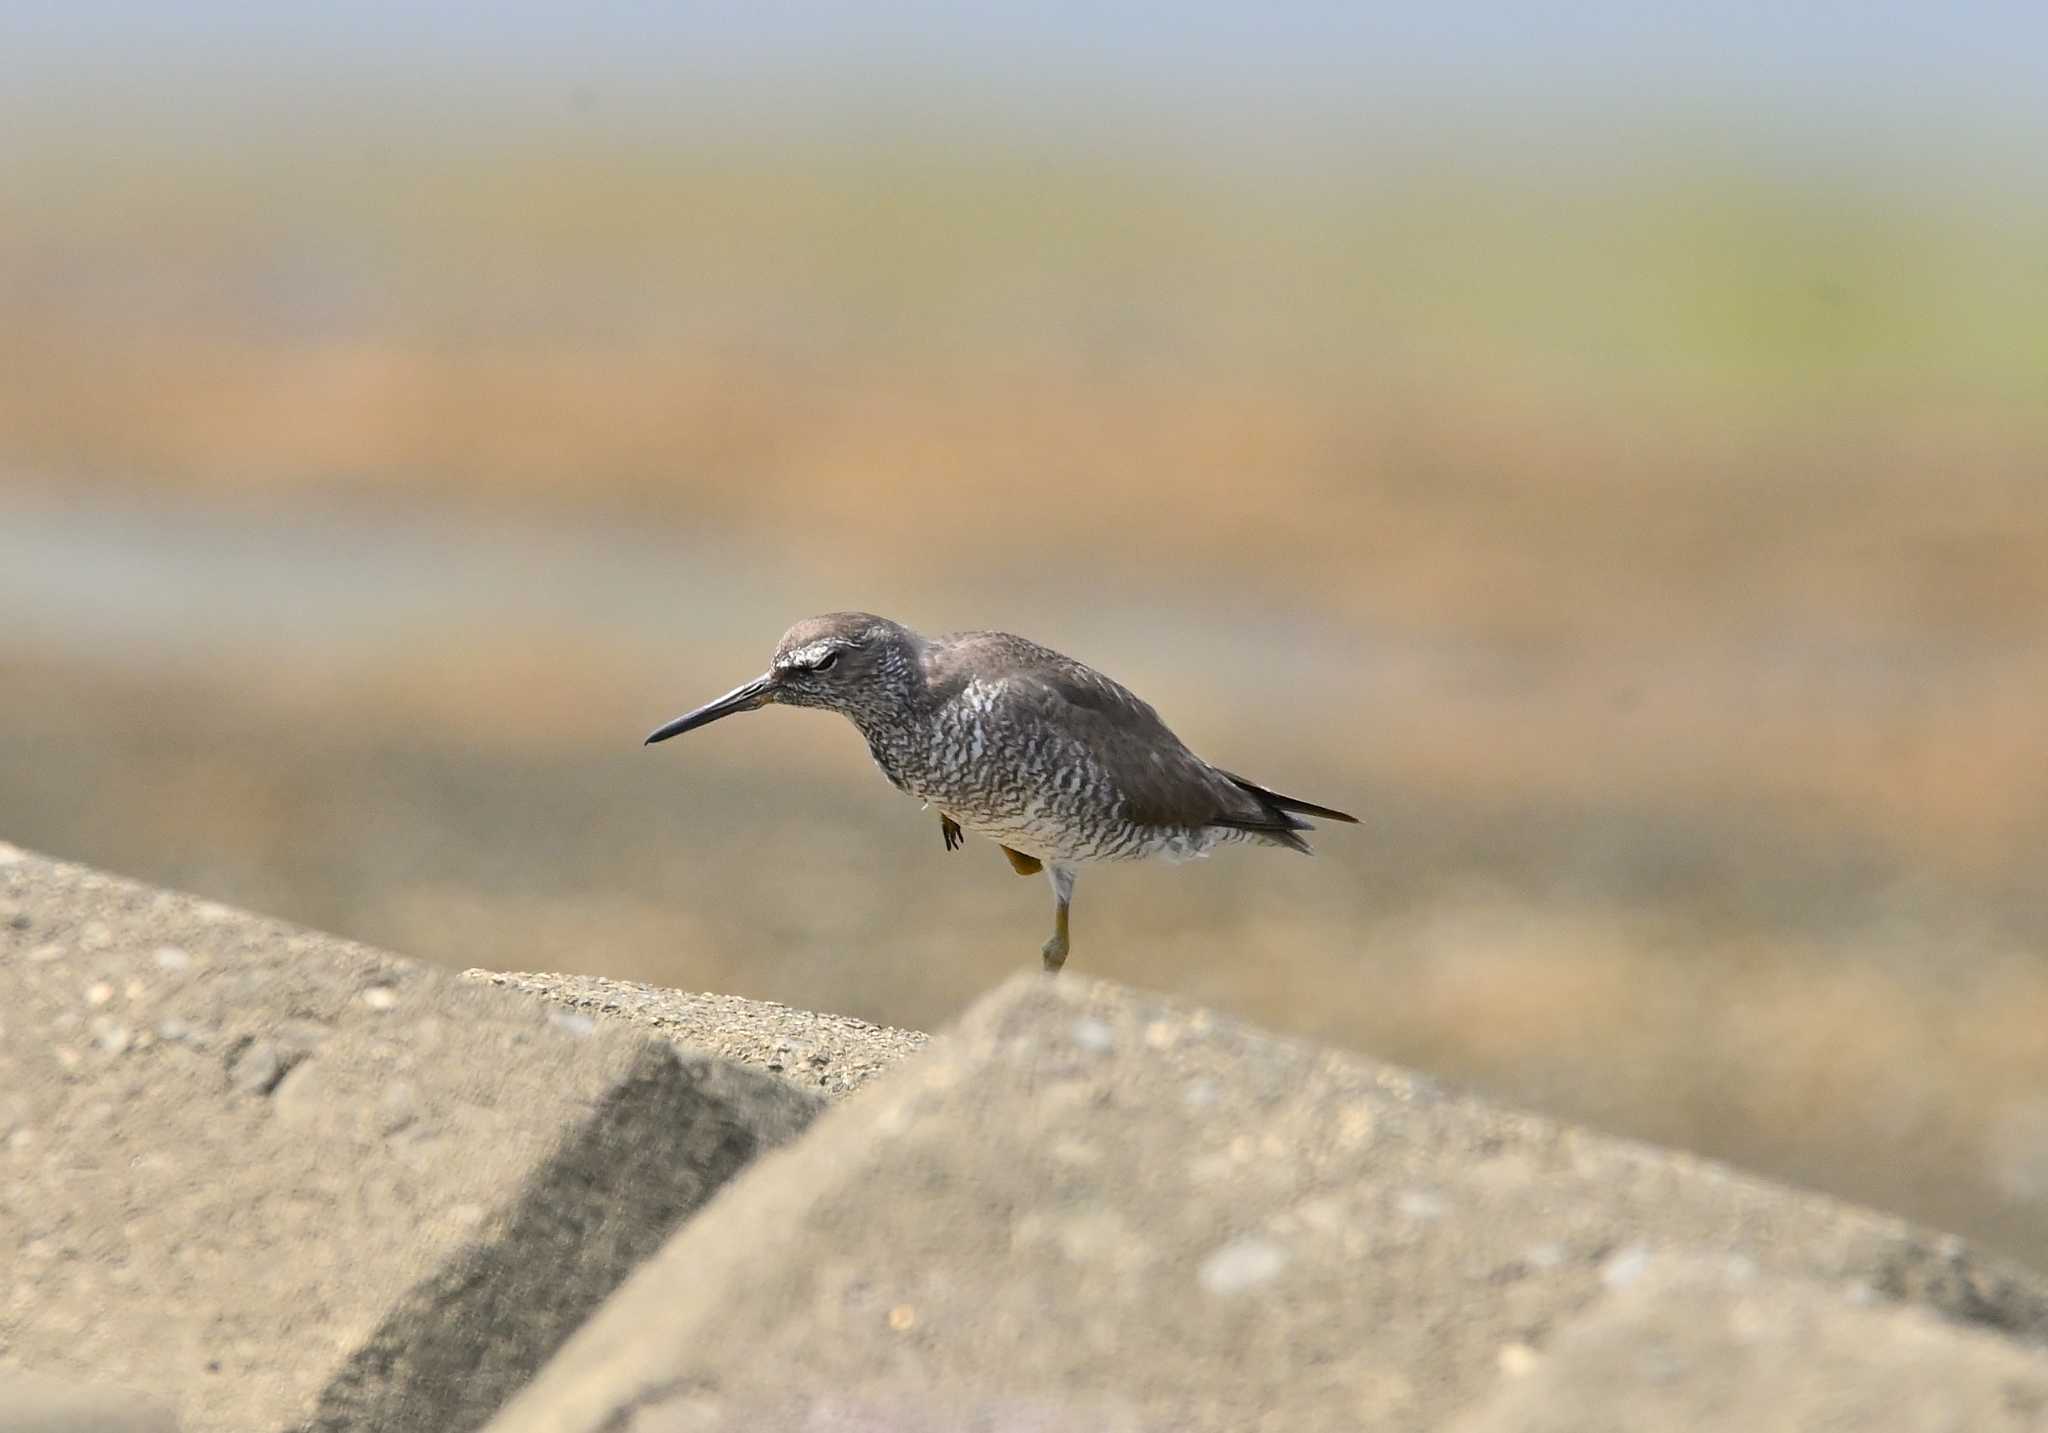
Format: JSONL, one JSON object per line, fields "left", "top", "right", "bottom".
{"left": 0, "top": 1368, "right": 178, "bottom": 1433}
{"left": 0, "top": 845, "right": 822, "bottom": 1433}
{"left": 461, "top": 970, "right": 927, "bottom": 1099}
{"left": 489, "top": 973, "right": 2048, "bottom": 1433}
{"left": 1448, "top": 1255, "right": 2048, "bottom": 1432}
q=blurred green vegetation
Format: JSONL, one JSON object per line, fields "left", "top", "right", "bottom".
{"left": 9, "top": 133, "right": 2047, "bottom": 386}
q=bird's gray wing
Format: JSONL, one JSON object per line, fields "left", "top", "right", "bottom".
{"left": 996, "top": 656, "right": 1262, "bottom": 833}
{"left": 928, "top": 632, "right": 1334, "bottom": 848}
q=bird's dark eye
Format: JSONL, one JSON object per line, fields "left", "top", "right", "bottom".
{"left": 814, "top": 651, "right": 839, "bottom": 672}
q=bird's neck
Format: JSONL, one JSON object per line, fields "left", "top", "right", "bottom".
{"left": 839, "top": 639, "right": 935, "bottom": 742}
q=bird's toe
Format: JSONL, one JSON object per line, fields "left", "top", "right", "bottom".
{"left": 1040, "top": 933, "right": 1069, "bottom": 974}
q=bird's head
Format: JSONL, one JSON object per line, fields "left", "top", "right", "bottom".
{"left": 644, "top": 612, "right": 921, "bottom": 743}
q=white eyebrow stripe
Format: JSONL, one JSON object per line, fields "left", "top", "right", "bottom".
{"left": 774, "top": 639, "right": 843, "bottom": 671}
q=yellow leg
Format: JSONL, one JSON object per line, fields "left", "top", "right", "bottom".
{"left": 1002, "top": 845, "right": 1043, "bottom": 876}
{"left": 1041, "top": 864, "right": 1075, "bottom": 973}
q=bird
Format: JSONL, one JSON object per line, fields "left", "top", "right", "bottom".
{"left": 644, "top": 612, "right": 1357, "bottom": 972}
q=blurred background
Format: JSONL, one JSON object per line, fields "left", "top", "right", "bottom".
{"left": 5, "top": 4, "right": 2047, "bottom": 1265}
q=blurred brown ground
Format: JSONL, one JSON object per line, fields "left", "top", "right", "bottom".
{"left": 5, "top": 135, "right": 2048, "bottom": 1266}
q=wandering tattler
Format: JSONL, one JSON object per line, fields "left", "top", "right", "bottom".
{"left": 645, "top": 612, "right": 1357, "bottom": 972}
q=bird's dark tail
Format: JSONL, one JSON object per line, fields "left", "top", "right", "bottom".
{"left": 1222, "top": 772, "right": 1359, "bottom": 825}
{"left": 1208, "top": 770, "right": 1359, "bottom": 854}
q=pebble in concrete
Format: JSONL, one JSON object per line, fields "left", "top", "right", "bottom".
{"left": 1197, "top": 1236, "right": 1288, "bottom": 1296}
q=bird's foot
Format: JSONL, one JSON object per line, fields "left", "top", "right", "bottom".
{"left": 940, "top": 815, "right": 963, "bottom": 852}
{"left": 1040, "top": 931, "right": 1069, "bottom": 974}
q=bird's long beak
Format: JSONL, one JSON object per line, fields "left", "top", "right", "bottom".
{"left": 644, "top": 673, "right": 777, "bottom": 745}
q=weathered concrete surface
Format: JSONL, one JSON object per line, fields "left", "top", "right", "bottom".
{"left": 462, "top": 970, "right": 927, "bottom": 1099}
{"left": 1449, "top": 1256, "right": 2048, "bottom": 1432}
{"left": 490, "top": 974, "right": 2048, "bottom": 1433}
{"left": 0, "top": 1368, "right": 178, "bottom": 1433}
{"left": 293, "top": 1046, "right": 821, "bottom": 1433}
{"left": 0, "top": 845, "right": 823, "bottom": 1433}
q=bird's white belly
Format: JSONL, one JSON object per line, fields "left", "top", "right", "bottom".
{"left": 944, "top": 803, "right": 1224, "bottom": 865}
{"left": 896, "top": 729, "right": 1228, "bottom": 864}
{"left": 948, "top": 803, "right": 1074, "bottom": 859}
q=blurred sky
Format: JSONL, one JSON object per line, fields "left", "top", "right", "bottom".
{"left": 7, "top": 1, "right": 2048, "bottom": 173}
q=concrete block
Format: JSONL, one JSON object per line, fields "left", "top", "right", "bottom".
{"left": 0, "top": 846, "right": 823, "bottom": 1433}
{"left": 1448, "top": 1255, "right": 2048, "bottom": 1432}
{"left": 488, "top": 973, "right": 2048, "bottom": 1433}
{"left": 461, "top": 970, "right": 927, "bottom": 1100}
{"left": 0, "top": 1368, "right": 178, "bottom": 1433}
